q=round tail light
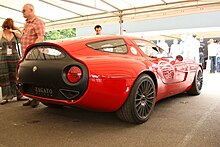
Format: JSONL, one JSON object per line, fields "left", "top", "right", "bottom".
{"left": 67, "top": 66, "right": 82, "bottom": 83}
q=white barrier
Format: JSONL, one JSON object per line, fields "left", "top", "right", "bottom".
{"left": 206, "top": 59, "right": 211, "bottom": 71}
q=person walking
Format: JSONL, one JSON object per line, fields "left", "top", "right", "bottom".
{"left": 21, "top": 3, "right": 45, "bottom": 107}
{"left": 0, "top": 18, "right": 24, "bottom": 104}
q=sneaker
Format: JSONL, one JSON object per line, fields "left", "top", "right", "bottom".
{"left": 23, "top": 100, "right": 32, "bottom": 106}
{"left": 17, "top": 96, "right": 28, "bottom": 101}
{"left": 1, "top": 100, "right": 8, "bottom": 105}
{"left": 31, "top": 99, "right": 40, "bottom": 108}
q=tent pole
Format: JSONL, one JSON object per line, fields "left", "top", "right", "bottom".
{"left": 119, "top": 11, "right": 123, "bottom": 35}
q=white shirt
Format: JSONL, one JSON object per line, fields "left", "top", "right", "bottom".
{"left": 208, "top": 43, "right": 219, "bottom": 56}
{"left": 170, "top": 43, "right": 180, "bottom": 58}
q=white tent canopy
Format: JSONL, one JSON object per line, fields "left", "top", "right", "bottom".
{"left": 0, "top": 0, "right": 220, "bottom": 32}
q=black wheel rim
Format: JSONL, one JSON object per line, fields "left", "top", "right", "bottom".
{"left": 197, "top": 70, "right": 203, "bottom": 90}
{"left": 135, "top": 79, "right": 155, "bottom": 119}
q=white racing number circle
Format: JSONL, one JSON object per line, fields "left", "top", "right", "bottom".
{"left": 130, "top": 47, "right": 137, "bottom": 55}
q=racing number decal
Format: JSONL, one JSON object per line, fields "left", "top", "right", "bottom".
{"left": 162, "top": 69, "right": 175, "bottom": 80}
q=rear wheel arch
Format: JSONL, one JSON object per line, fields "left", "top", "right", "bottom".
{"left": 142, "top": 71, "right": 158, "bottom": 92}
{"left": 116, "top": 72, "right": 157, "bottom": 124}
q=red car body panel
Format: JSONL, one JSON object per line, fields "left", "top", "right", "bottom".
{"left": 18, "top": 35, "right": 200, "bottom": 112}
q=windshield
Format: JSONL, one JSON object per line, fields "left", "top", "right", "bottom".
{"left": 133, "top": 39, "right": 171, "bottom": 58}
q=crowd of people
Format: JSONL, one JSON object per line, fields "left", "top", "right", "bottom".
{"left": 0, "top": 3, "right": 45, "bottom": 106}
{"left": 157, "top": 34, "right": 220, "bottom": 73}
{"left": 0, "top": 3, "right": 102, "bottom": 106}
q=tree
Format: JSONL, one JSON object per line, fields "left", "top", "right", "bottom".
{"left": 45, "top": 28, "right": 76, "bottom": 41}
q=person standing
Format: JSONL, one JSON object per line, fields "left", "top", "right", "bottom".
{"left": 191, "top": 34, "right": 200, "bottom": 63}
{"left": 94, "top": 25, "right": 102, "bottom": 35}
{"left": 157, "top": 38, "right": 169, "bottom": 53}
{"left": 182, "top": 34, "right": 200, "bottom": 63}
{"left": 179, "top": 34, "right": 187, "bottom": 57}
{"left": 170, "top": 39, "right": 180, "bottom": 58}
{"left": 0, "top": 18, "right": 24, "bottom": 104}
{"left": 207, "top": 39, "right": 219, "bottom": 73}
{"left": 199, "top": 38, "right": 205, "bottom": 68}
{"left": 21, "top": 3, "right": 45, "bottom": 107}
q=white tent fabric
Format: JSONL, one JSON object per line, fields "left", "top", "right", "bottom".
{"left": 0, "top": 0, "right": 220, "bottom": 31}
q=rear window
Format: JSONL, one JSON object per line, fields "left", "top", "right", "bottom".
{"left": 25, "top": 46, "right": 65, "bottom": 60}
{"left": 87, "top": 39, "right": 127, "bottom": 54}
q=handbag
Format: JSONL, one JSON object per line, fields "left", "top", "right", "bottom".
{"left": 12, "top": 32, "right": 22, "bottom": 58}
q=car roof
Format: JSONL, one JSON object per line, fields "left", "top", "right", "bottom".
{"left": 46, "top": 35, "right": 141, "bottom": 46}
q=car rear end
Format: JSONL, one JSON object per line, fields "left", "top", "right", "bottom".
{"left": 16, "top": 36, "right": 147, "bottom": 112}
{"left": 16, "top": 42, "right": 89, "bottom": 104}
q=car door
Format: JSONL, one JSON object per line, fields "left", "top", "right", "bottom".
{"left": 171, "top": 59, "right": 188, "bottom": 83}
{"left": 133, "top": 39, "right": 187, "bottom": 84}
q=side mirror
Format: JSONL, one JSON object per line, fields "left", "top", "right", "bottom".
{"left": 176, "top": 55, "right": 183, "bottom": 61}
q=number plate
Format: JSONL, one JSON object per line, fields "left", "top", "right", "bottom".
{"left": 23, "top": 84, "right": 56, "bottom": 98}
{"left": 34, "top": 86, "right": 54, "bottom": 97}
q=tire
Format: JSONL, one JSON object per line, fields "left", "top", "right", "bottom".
{"left": 41, "top": 102, "right": 63, "bottom": 108}
{"left": 116, "top": 74, "right": 156, "bottom": 124}
{"left": 187, "top": 66, "right": 203, "bottom": 95}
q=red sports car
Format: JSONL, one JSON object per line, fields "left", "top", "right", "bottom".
{"left": 16, "top": 35, "right": 203, "bottom": 124}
